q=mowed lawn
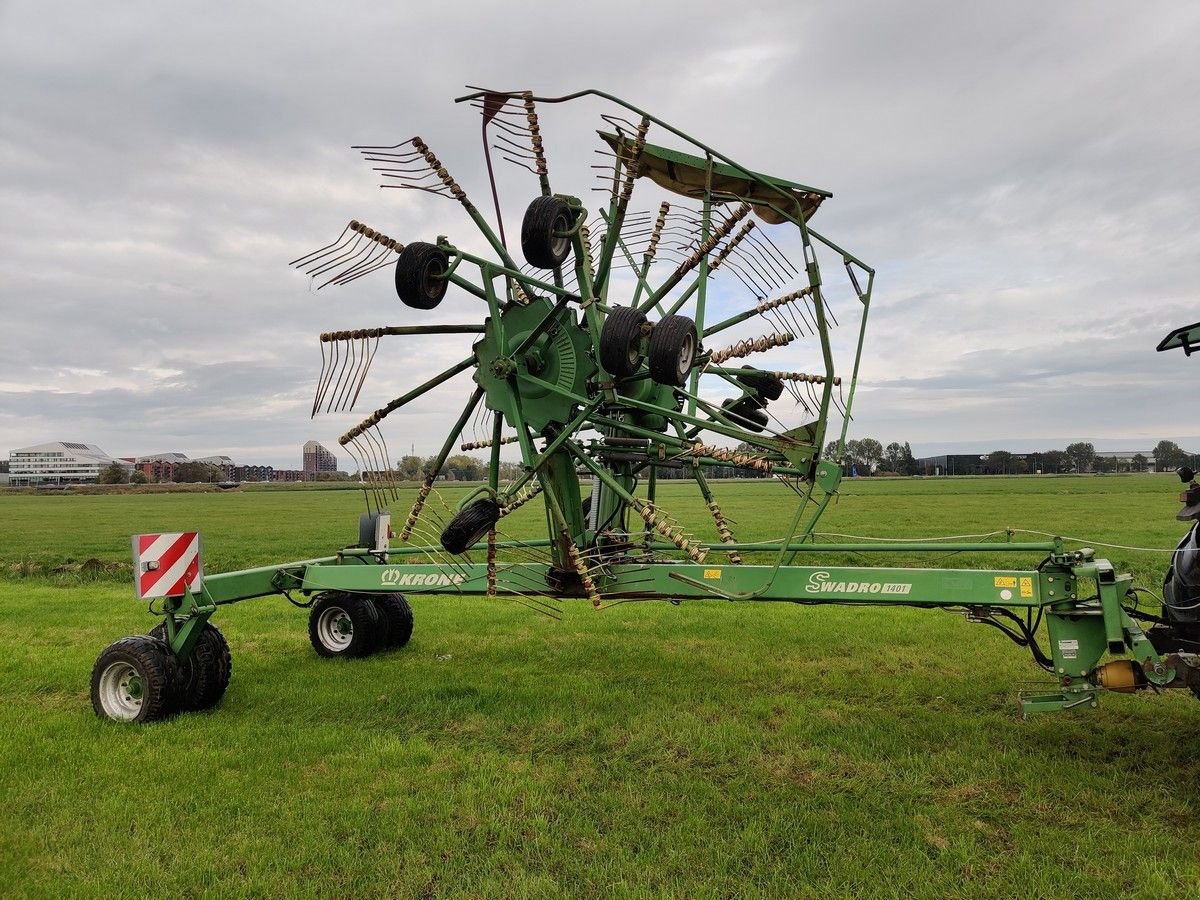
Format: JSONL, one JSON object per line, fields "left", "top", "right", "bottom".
{"left": 2, "top": 476, "right": 1199, "bottom": 897}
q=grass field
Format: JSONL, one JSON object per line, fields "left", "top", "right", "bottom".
{"left": 3, "top": 476, "right": 1199, "bottom": 897}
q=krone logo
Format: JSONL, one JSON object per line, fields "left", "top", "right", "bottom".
{"left": 380, "top": 568, "right": 466, "bottom": 588}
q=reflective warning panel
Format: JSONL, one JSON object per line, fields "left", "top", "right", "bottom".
{"left": 131, "top": 532, "right": 203, "bottom": 600}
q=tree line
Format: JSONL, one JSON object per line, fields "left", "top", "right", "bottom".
{"left": 824, "top": 438, "right": 1196, "bottom": 475}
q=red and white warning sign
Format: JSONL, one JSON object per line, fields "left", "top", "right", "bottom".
{"left": 131, "top": 532, "right": 204, "bottom": 600}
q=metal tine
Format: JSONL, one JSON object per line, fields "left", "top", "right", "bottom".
{"left": 326, "top": 240, "right": 393, "bottom": 288}
{"left": 290, "top": 221, "right": 354, "bottom": 269}
{"left": 347, "top": 335, "right": 380, "bottom": 411}
{"left": 376, "top": 425, "right": 400, "bottom": 500}
{"left": 342, "top": 438, "right": 374, "bottom": 513}
{"left": 331, "top": 337, "right": 359, "bottom": 412}
{"left": 361, "top": 428, "right": 392, "bottom": 504}
{"left": 313, "top": 335, "right": 341, "bottom": 417}
{"left": 307, "top": 231, "right": 369, "bottom": 278}
{"left": 746, "top": 230, "right": 799, "bottom": 279}
{"left": 363, "top": 425, "right": 396, "bottom": 500}
{"left": 350, "top": 434, "right": 379, "bottom": 508}
{"left": 333, "top": 248, "right": 396, "bottom": 287}
{"left": 324, "top": 338, "right": 353, "bottom": 414}
{"left": 312, "top": 337, "right": 332, "bottom": 418}
{"left": 317, "top": 242, "right": 385, "bottom": 290}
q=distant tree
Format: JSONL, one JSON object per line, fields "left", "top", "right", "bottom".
{"left": 129, "top": 470, "right": 149, "bottom": 484}
{"left": 900, "top": 442, "right": 918, "bottom": 475}
{"left": 1131, "top": 453, "right": 1149, "bottom": 473}
{"left": 444, "top": 455, "right": 483, "bottom": 482}
{"left": 883, "top": 442, "right": 903, "bottom": 473}
{"left": 96, "top": 462, "right": 129, "bottom": 485}
{"left": 822, "top": 440, "right": 840, "bottom": 461}
{"left": 175, "top": 462, "right": 223, "bottom": 483}
{"left": 396, "top": 455, "right": 423, "bottom": 481}
{"left": 1064, "top": 442, "right": 1096, "bottom": 473}
{"left": 1154, "top": 440, "right": 1188, "bottom": 472}
{"left": 857, "top": 439, "right": 883, "bottom": 472}
{"left": 987, "top": 450, "right": 1013, "bottom": 474}
{"left": 1041, "top": 450, "right": 1066, "bottom": 474}
{"left": 1011, "top": 456, "right": 1029, "bottom": 475}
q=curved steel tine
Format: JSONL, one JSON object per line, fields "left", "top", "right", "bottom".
{"left": 290, "top": 222, "right": 353, "bottom": 269}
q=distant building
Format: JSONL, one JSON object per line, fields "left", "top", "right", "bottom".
{"left": 9, "top": 442, "right": 133, "bottom": 486}
{"left": 235, "top": 464, "right": 274, "bottom": 482}
{"left": 136, "top": 452, "right": 191, "bottom": 482}
{"left": 274, "top": 469, "right": 304, "bottom": 483}
{"left": 303, "top": 441, "right": 338, "bottom": 480}
{"left": 194, "top": 455, "right": 237, "bottom": 480}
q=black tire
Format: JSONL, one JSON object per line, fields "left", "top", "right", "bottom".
{"left": 521, "top": 196, "right": 575, "bottom": 269}
{"left": 599, "top": 306, "right": 648, "bottom": 378}
{"left": 372, "top": 593, "right": 414, "bottom": 649}
{"left": 150, "top": 621, "right": 232, "bottom": 712}
{"left": 440, "top": 499, "right": 501, "bottom": 554}
{"left": 722, "top": 396, "right": 769, "bottom": 432}
{"left": 91, "top": 635, "right": 179, "bottom": 723}
{"left": 735, "top": 366, "right": 785, "bottom": 401}
{"left": 647, "top": 315, "right": 697, "bottom": 386}
{"left": 395, "top": 242, "right": 449, "bottom": 310}
{"left": 308, "top": 592, "right": 382, "bottom": 658}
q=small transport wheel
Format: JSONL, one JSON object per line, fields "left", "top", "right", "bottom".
{"left": 91, "top": 635, "right": 179, "bottom": 723}
{"left": 372, "top": 593, "right": 414, "bottom": 649}
{"left": 150, "top": 621, "right": 232, "bottom": 712}
{"left": 309, "top": 592, "right": 382, "bottom": 658}
{"left": 395, "top": 242, "right": 449, "bottom": 310}
{"left": 440, "top": 499, "right": 502, "bottom": 554}
{"left": 599, "top": 305, "right": 648, "bottom": 378}
{"left": 647, "top": 314, "right": 698, "bottom": 386}
{"left": 521, "top": 196, "right": 575, "bottom": 269}
{"left": 734, "top": 365, "right": 785, "bottom": 401}
{"left": 722, "top": 396, "right": 769, "bottom": 432}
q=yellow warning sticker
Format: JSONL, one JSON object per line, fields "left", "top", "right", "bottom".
{"left": 703, "top": 569, "right": 722, "bottom": 580}
{"left": 1020, "top": 576, "right": 1034, "bottom": 598}
{"left": 994, "top": 576, "right": 1017, "bottom": 588}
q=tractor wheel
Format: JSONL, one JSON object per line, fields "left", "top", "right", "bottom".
{"left": 599, "top": 306, "right": 648, "bottom": 378}
{"left": 309, "top": 592, "right": 382, "bottom": 658}
{"left": 372, "top": 593, "right": 414, "bottom": 649}
{"left": 150, "top": 621, "right": 232, "bottom": 712}
{"left": 735, "top": 366, "right": 785, "bottom": 401}
{"left": 395, "top": 242, "right": 449, "bottom": 310}
{"left": 521, "top": 196, "right": 574, "bottom": 269}
{"left": 722, "top": 396, "right": 769, "bottom": 432}
{"left": 440, "top": 498, "right": 502, "bottom": 554}
{"left": 648, "top": 314, "right": 697, "bottom": 386}
{"left": 91, "top": 635, "right": 179, "bottom": 723}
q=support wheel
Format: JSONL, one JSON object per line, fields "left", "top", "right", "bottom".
{"left": 372, "top": 593, "right": 414, "bottom": 649}
{"left": 440, "top": 499, "right": 501, "bottom": 554}
{"left": 309, "top": 592, "right": 382, "bottom": 658}
{"left": 395, "top": 242, "right": 449, "bottom": 310}
{"left": 648, "top": 314, "right": 697, "bottom": 386}
{"left": 91, "top": 635, "right": 179, "bottom": 723}
{"left": 599, "top": 306, "right": 648, "bottom": 378}
{"left": 521, "top": 196, "right": 574, "bottom": 269}
{"left": 735, "top": 365, "right": 785, "bottom": 401}
{"left": 722, "top": 396, "right": 769, "bottom": 432}
{"left": 150, "top": 621, "right": 232, "bottom": 712}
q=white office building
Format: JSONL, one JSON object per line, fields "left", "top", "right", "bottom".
{"left": 8, "top": 442, "right": 132, "bottom": 486}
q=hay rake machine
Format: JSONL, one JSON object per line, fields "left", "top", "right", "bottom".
{"left": 92, "top": 88, "right": 1200, "bottom": 722}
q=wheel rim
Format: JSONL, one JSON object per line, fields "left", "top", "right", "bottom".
{"left": 549, "top": 211, "right": 571, "bottom": 261}
{"left": 98, "top": 661, "right": 144, "bottom": 721}
{"left": 676, "top": 332, "right": 696, "bottom": 379}
{"left": 422, "top": 257, "right": 445, "bottom": 299}
{"left": 316, "top": 606, "right": 353, "bottom": 651}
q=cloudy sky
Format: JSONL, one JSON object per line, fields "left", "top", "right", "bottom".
{"left": 2, "top": 2, "right": 1198, "bottom": 467}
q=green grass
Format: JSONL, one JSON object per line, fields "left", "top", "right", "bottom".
{"left": 2, "top": 476, "right": 1199, "bottom": 897}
